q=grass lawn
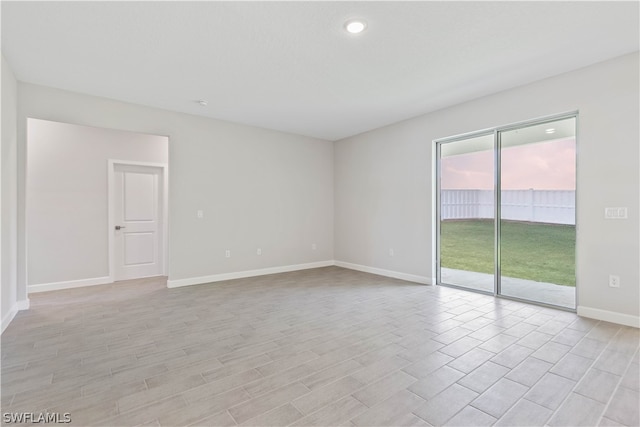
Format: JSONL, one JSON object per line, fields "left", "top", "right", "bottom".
{"left": 441, "top": 219, "right": 576, "bottom": 286}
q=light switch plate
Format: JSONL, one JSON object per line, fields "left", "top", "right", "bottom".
{"left": 605, "top": 207, "right": 627, "bottom": 219}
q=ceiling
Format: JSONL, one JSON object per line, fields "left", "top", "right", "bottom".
{"left": 2, "top": 1, "right": 638, "bottom": 141}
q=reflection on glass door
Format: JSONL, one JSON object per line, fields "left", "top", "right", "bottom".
{"left": 498, "top": 118, "right": 576, "bottom": 309}
{"left": 438, "top": 133, "right": 495, "bottom": 293}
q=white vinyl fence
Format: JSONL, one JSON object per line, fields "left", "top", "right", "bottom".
{"left": 441, "top": 189, "right": 575, "bottom": 225}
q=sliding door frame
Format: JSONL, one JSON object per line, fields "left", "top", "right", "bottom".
{"left": 495, "top": 128, "right": 501, "bottom": 298}
{"left": 435, "top": 111, "right": 579, "bottom": 311}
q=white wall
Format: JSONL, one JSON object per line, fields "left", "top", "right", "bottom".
{"left": 335, "top": 52, "right": 639, "bottom": 326}
{"left": 16, "top": 84, "right": 334, "bottom": 295}
{"left": 2, "top": 54, "right": 23, "bottom": 333}
{"left": 26, "top": 119, "right": 168, "bottom": 289}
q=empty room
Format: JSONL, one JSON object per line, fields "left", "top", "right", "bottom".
{"left": 1, "top": 2, "right": 639, "bottom": 426}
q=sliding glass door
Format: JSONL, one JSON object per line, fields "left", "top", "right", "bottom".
{"left": 437, "top": 114, "right": 577, "bottom": 310}
{"left": 437, "top": 133, "right": 495, "bottom": 293}
{"left": 498, "top": 117, "right": 576, "bottom": 308}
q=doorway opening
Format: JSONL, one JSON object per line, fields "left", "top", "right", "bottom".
{"left": 26, "top": 119, "right": 168, "bottom": 293}
{"left": 436, "top": 113, "right": 577, "bottom": 310}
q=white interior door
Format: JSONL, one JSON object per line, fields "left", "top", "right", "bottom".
{"left": 113, "top": 164, "right": 163, "bottom": 281}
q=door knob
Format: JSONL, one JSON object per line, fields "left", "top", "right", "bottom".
{"left": 115, "top": 225, "right": 126, "bottom": 230}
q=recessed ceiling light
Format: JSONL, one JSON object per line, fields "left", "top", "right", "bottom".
{"left": 197, "top": 100, "right": 208, "bottom": 107}
{"left": 545, "top": 128, "right": 555, "bottom": 134}
{"left": 345, "top": 19, "right": 367, "bottom": 34}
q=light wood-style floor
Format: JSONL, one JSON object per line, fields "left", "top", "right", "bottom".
{"left": 1, "top": 267, "right": 638, "bottom": 426}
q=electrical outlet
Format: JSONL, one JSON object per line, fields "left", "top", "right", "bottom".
{"left": 197, "top": 210, "right": 204, "bottom": 219}
{"left": 389, "top": 248, "right": 394, "bottom": 257}
{"left": 609, "top": 275, "right": 620, "bottom": 288}
{"left": 311, "top": 243, "right": 317, "bottom": 250}
{"left": 257, "top": 248, "right": 262, "bottom": 255}
{"left": 225, "top": 250, "right": 231, "bottom": 258}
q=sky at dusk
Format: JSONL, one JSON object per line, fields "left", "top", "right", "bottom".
{"left": 441, "top": 138, "right": 576, "bottom": 190}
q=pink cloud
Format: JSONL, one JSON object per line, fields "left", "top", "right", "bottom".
{"left": 441, "top": 138, "right": 575, "bottom": 190}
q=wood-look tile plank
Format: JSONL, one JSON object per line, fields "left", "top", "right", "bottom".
{"left": 408, "top": 365, "right": 464, "bottom": 401}
{"left": 548, "top": 393, "right": 605, "bottom": 427}
{"left": 351, "top": 389, "right": 426, "bottom": 427}
{"left": 240, "top": 403, "right": 303, "bottom": 426}
{"left": 549, "top": 352, "right": 592, "bottom": 381}
{"left": 227, "top": 382, "right": 309, "bottom": 424}
{"left": 524, "top": 373, "right": 576, "bottom": 410}
{"left": 301, "top": 359, "right": 363, "bottom": 390}
{"left": 443, "top": 406, "right": 496, "bottom": 426}
{"left": 574, "top": 368, "right": 621, "bottom": 403}
{"left": 243, "top": 364, "right": 315, "bottom": 397}
{"left": 603, "top": 386, "right": 640, "bottom": 426}
{"left": 505, "top": 357, "right": 552, "bottom": 386}
{"left": 493, "top": 399, "right": 552, "bottom": 426}
{"left": 470, "top": 378, "right": 528, "bottom": 418}
{"left": 413, "top": 383, "right": 478, "bottom": 426}
{"left": 291, "top": 396, "right": 367, "bottom": 427}
{"left": 351, "top": 371, "right": 416, "bottom": 407}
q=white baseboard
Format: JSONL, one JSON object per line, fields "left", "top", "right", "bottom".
{"left": 2, "top": 298, "right": 30, "bottom": 334}
{"left": 334, "top": 261, "right": 431, "bottom": 285}
{"left": 29, "top": 276, "right": 112, "bottom": 293}
{"left": 17, "top": 298, "right": 30, "bottom": 310}
{"left": 1, "top": 303, "right": 18, "bottom": 334}
{"left": 577, "top": 306, "right": 640, "bottom": 328}
{"left": 167, "top": 261, "right": 335, "bottom": 288}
